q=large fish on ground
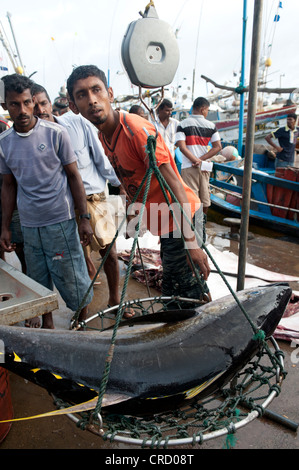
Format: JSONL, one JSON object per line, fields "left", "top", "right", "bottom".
{"left": 0, "top": 284, "right": 292, "bottom": 414}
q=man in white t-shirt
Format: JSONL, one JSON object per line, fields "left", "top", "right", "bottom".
{"left": 0, "top": 74, "right": 93, "bottom": 328}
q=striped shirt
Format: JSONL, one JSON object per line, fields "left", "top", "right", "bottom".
{"left": 175, "top": 114, "right": 220, "bottom": 169}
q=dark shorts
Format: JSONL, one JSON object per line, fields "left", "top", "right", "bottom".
{"left": 160, "top": 230, "right": 210, "bottom": 305}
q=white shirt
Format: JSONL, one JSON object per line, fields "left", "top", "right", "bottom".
{"left": 56, "top": 112, "right": 120, "bottom": 195}
{"left": 151, "top": 116, "right": 180, "bottom": 157}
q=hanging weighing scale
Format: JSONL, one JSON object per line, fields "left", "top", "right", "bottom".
{"left": 121, "top": 2, "right": 179, "bottom": 116}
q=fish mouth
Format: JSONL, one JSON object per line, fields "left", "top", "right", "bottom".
{"left": 257, "top": 283, "right": 292, "bottom": 337}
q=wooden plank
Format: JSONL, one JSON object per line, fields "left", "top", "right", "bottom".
{"left": 0, "top": 259, "right": 58, "bottom": 326}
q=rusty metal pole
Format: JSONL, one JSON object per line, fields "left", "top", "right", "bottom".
{"left": 237, "top": 0, "right": 264, "bottom": 291}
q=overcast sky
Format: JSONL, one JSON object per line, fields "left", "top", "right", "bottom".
{"left": 0, "top": 0, "right": 298, "bottom": 107}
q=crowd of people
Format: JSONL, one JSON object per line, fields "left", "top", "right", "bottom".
{"left": 0, "top": 67, "right": 297, "bottom": 329}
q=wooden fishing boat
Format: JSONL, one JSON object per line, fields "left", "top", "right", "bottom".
{"left": 209, "top": 154, "right": 299, "bottom": 237}
{"left": 214, "top": 103, "right": 298, "bottom": 147}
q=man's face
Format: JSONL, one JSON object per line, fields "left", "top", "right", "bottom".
{"left": 137, "top": 108, "right": 146, "bottom": 119}
{"left": 5, "top": 89, "right": 35, "bottom": 132}
{"left": 158, "top": 105, "right": 173, "bottom": 121}
{"left": 71, "top": 76, "right": 113, "bottom": 126}
{"left": 33, "top": 91, "right": 53, "bottom": 121}
{"left": 287, "top": 116, "right": 296, "bottom": 130}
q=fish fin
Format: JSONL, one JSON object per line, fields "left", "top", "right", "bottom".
{"left": 102, "top": 392, "right": 132, "bottom": 407}
{"left": 185, "top": 371, "right": 225, "bottom": 399}
{"left": 0, "top": 397, "right": 99, "bottom": 424}
{"left": 0, "top": 393, "right": 132, "bottom": 425}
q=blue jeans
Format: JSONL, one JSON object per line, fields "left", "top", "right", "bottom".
{"left": 10, "top": 210, "right": 23, "bottom": 244}
{"left": 22, "top": 219, "right": 93, "bottom": 311}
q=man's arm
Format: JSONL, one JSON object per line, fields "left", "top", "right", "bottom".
{"left": 199, "top": 140, "right": 222, "bottom": 162}
{"left": 63, "top": 162, "right": 93, "bottom": 246}
{"left": 159, "top": 162, "right": 210, "bottom": 280}
{"left": 0, "top": 173, "right": 17, "bottom": 252}
{"left": 265, "top": 133, "right": 283, "bottom": 153}
{"left": 178, "top": 139, "right": 222, "bottom": 168}
{"left": 176, "top": 140, "right": 198, "bottom": 165}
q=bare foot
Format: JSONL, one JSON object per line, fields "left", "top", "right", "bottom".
{"left": 25, "top": 317, "right": 41, "bottom": 328}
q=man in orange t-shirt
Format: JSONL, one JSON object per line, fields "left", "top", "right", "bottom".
{"left": 67, "top": 65, "right": 211, "bottom": 302}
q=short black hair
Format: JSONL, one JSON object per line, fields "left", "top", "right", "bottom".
{"left": 67, "top": 65, "right": 108, "bottom": 101}
{"left": 193, "top": 97, "right": 210, "bottom": 110}
{"left": 1, "top": 74, "right": 34, "bottom": 101}
{"left": 287, "top": 113, "right": 297, "bottom": 120}
{"left": 129, "top": 105, "right": 143, "bottom": 114}
{"left": 158, "top": 98, "right": 173, "bottom": 111}
{"left": 31, "top": 83, "right": 51, "bottom": 102}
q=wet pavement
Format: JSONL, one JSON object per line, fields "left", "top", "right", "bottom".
{"left": 1, "top": 221, "right": 298, "bottom": 450}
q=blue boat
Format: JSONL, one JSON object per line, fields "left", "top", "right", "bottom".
{"left": 209, "top": 153, "right": 299, "bottom": 238}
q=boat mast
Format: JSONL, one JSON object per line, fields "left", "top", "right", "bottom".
{"left": 191, "top": 1, "right": 204, "bottom": 102}
{"left": 0, "top": 22, "right": 18, "bottom": 72}
{"left": 238, "top": 0, "right": 248, "bottom": 156}
{"left": 0, "top": 13, "right": 25, "bottom": 75}
{"left": 237, "top": 0, "right": 264, "bottom": 292}
{"left": 6, "top": 12, "right": 25, "bottom": 75}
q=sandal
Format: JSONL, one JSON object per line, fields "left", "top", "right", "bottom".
{"left": 107, "top": 304, "right": 136, "bottom": 319}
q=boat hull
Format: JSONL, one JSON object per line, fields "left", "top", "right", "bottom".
{"left": 210, "top": 161, "right": 299, "bottom": 238}
{"left": 210, "top": 194, "right": 299, "bottom": 237}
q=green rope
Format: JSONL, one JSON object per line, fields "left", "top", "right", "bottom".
{"left": 145, "top": 135, "right": 265, "bottom": 341}
{"left": 71, "top": 149, "right": 155, "bottom": 326}
{"left": 92, "top": 139, "right": 156, "bottom": 418}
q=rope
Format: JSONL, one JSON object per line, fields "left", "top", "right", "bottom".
{"left": 91, "top": 136, "right": 157, "bottom": 420}
{"left": 145, "top": 135, "right": 266, "bottom": 340}
{"left": 71, "top": 155, "right": 154, "bottom": 327}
